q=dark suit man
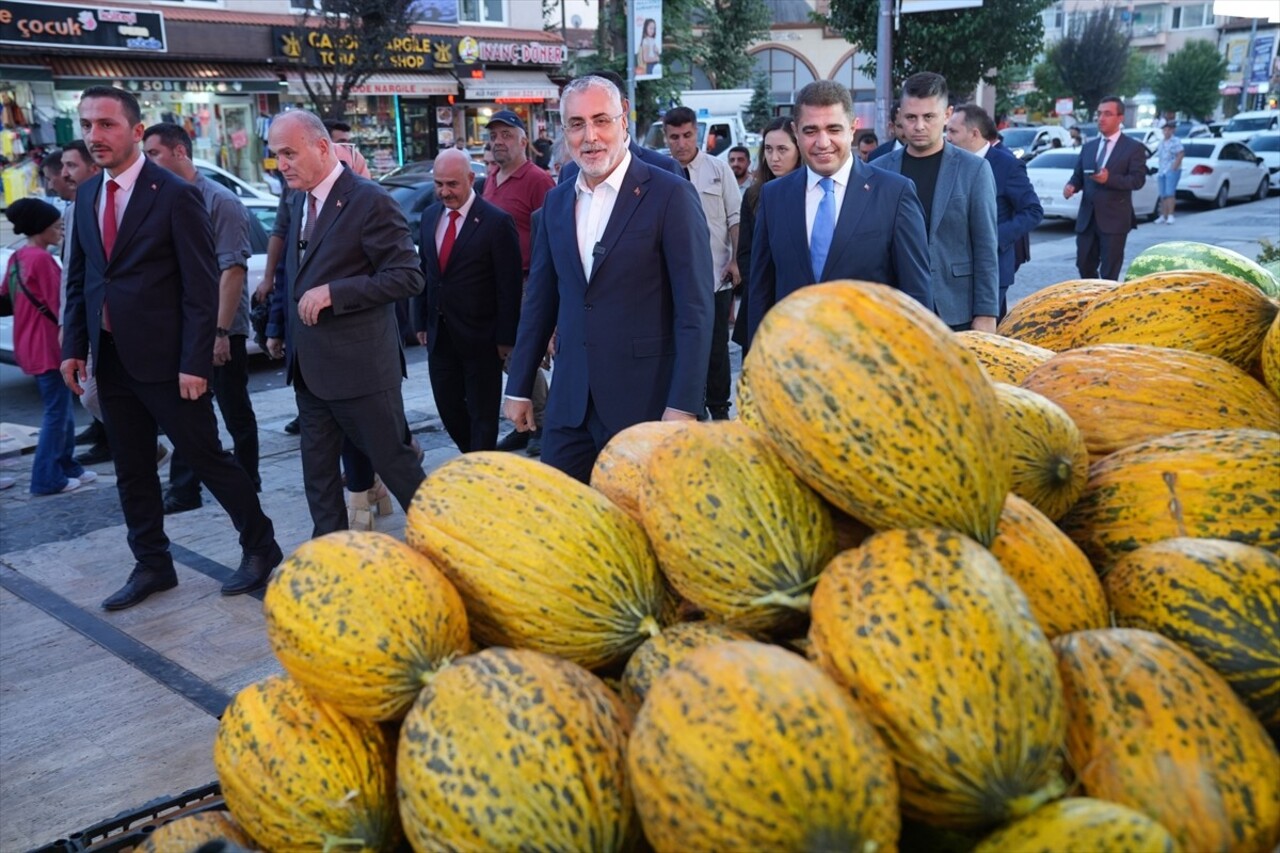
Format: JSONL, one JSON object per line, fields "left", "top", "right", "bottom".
{"left": 944, "top": 103, "right": 1044, "bottom": 319}
{"left": 503, "top": 76, "right": 713, "bottom": 483}
{"left": 873, "top": 73, "right": 998, "bottom": 332}
{"left": 1064, "top": 96, "right": 1148, "bottom": 280}
{"left": 557, "top": 70, "right": 683, "bottom": 186}
{"left": 61, "top": 86, "right": 280, "bottom": 610}
{"left": 747, "top": 80, "right": 932, "bottom": 348}
{"left": 415, "top": 150, "right": 523, "bottom": 453}
{"left": 265, "top": 110, "right": 425, "bottom": 536}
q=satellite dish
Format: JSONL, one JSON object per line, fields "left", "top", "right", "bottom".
{"left": 571, "top": 14, "right": 582, "bottom": 27}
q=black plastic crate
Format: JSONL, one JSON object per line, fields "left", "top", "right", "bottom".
{"left": 31, "top": 781, "right": 225, "bottom": 853}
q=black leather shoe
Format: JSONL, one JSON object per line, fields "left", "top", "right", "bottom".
{"left": 525, "top": 429, "right": 543, "bottom": 458}
{"left": 162, "top": 492, "right": 203, "bottom": 515}
{"left": 283, "top": 417, "right": 300, "bottom": 435}
{"left": 75, "top": 443, "right": 112, "bottom": 466}
{"left": 75, "top": 419, "right": 105, "bottom": 446}
{"left": 222, "top": 542, "right": 284, "bottom": 596}
{"left": 496, "top": 429, "right": 530, "bottom": 452}
{"left": 102, "top": 564, "right": 178, "bottom": 611}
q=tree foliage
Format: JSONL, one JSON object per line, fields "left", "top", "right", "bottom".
{"left": 701, "top": 0, "right": 772, "bottom": 89}
{"left": 825, "top": 0, "right": 1052, "bottom": 95}
{"left": 1042, "top": 7, "right": 1131, "bottom": 115}
{"left": 288, "top": 0, "right": 419, "bottom": 119}
{"left": 1121, "top": 51, "right": 1161, "bottom": 98}
{"left": 1154, "top": 40, "right": 1228, "bottom": 120}
{"left": 744, "top": 71, "right": 774, "bottom": 133}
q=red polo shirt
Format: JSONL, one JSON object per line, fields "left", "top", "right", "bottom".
{"left": 484, "top": 159, "right": 555, "bottom": 272}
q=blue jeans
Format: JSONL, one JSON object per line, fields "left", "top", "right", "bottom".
{"left": 31, "top": 370, "right": 84, "bottom": 494}
{"left": 1158, "top": 170, "right": 1180, "bottom": 198}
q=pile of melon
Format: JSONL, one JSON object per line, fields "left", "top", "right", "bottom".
{"left": 183, "top": 242, "right": 1278, "bottom": 851}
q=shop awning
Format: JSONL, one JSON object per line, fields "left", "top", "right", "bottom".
{"left": 49, "top": 57, "right": 282, "bottom": 92}
{"left": 284, "top": 73, "right": 457, "bottom": 98}
{"left": 460, "top": 70, "right": 559, "bottom": 102}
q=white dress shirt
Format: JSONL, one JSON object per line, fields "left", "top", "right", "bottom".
{"left": 434, "top": 188, "right": 477, "bottom": 255}
{"left": 97, "top": 151, "right": 146, "bottom": 238}
{"left": 804, "top": 155, "right": 854, "bottom": 246}
{"left": 575, "top": 148, "right": 632, "bottom": 280}
{"left": 1096, "top": 131, "right": 1122, "bottom": 170}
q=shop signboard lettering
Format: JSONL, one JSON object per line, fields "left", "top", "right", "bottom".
{"left": 477, "top": 42, "right": 566, "bottom": 66}
{"left": 274, "top": 27, "right": 471, "bottom": 71}
{"left": 0, "top": 1, "right": 166, "bottom": 51}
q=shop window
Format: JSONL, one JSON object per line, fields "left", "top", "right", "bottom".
{"left": 459, "top": 0, "right": 507, "bottom": 26}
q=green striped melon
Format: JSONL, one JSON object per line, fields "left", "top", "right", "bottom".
{"left": 1125, "top": 241, "right": 1280, "bottom": 297}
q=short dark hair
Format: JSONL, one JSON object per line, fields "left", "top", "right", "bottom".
{"left": 80, "top": 85, "right": 141, "bottom": 126}
{"left": 728, "top": 145, "right": 750, "bottom": 158}
{"left": 857, "top": 131, "right": 878, "bottom": 146}
{"left": 42, "top": 149, "right": 64, "bottom": 174}
{"left": 64, "top": 139, "right": 91, "bottom": 162}
{"left": 663, "top": 106, "right": 697, "bottom": 128}
{"left": 902, "top": 72, "right": 948, "bottom": 102}
{"left": 323, "top": 120, "right": 352, "bottom": 134}
{"left": 1099, "top": 96, "right": 1124, "bottom": 115}
{"left": 793, "top": 80, "right": 854, "bottom": 121}
{"left": 954, "top": 103, "right": 998, "bottom": 142}
{"left": 888, "top": 101, "right": 901, "bottom": 123}
{"left": 143, "top": 122, "right": 193, "bottom": 158}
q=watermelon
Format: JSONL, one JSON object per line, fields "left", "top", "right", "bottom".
{"left": 1125, "top": 241, "right": 1280, "bottom": 297}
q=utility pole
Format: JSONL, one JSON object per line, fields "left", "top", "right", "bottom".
{"left": 627, "top": 0, "right": 639, "bottom": 141}
{"left": 1240, "top": 15, "right": 1259, "bottom": 112}
{"left": 876, "top": 0, "right": 894, "bottom": 142}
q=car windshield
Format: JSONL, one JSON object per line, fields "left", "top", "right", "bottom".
{"left": 1026, "top": 151, "right": 1079, "bottom": 169}
{"left": 1183, "top": 143, "right": 1215, "bottom": 158}
{"left": 1227, "top": 116, "right": 1274, "bottom": 132}
{"left": 1249, "top": 135, "right": 1280, "bottom": 152}
{"left": 1000, "top": 129, "right": 1038, "bottom": 148}
{"left": 1174, "top": 123, "right": 1202, "bottom": 138}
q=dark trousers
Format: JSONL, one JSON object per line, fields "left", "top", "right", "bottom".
{"left": 167, "top": 335, "right": 260, "bottom": 500}
{"left": 1075, "top": 221, "right": 1129, "bottom": 280}
{"left": 541, "top": 395, "right": 613, "bottom": 484}
{"left": 95, "top": 333, "right": 275, "bottom": 571}
{"left": 294, "top": 368, "right": 425, "bottom": 538}
{"left": 705, "top": 289, "right": 734, "bottom": 419}
{"left": 429, "top": 322, "right": 503, "bottom": 453}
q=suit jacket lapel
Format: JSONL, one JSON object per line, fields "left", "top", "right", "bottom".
{"left": 449, "top": 199, "right": 483, "bottom": 264}
{"left": 78, "top": 174, "right": 106, "bottom": 262}
{"left": 929, "top": 145, "right": 959, "bottom": 239}
{"left": 820, "top": 159, "right": 871, "bottom": 281}
{"left": 298, "top": 170, "right": 351, "bottom": 276}
{"left": 109, "top": 161, "right": 161, "bottom": 266}
{"left": 776, "top": 170, "right": 809, "bottom": 280}
{"left": 549, "top": 182, "right": 587, "bottom": 291}
{"left": 588, "top": 158, "right": 649, "bottom": 286}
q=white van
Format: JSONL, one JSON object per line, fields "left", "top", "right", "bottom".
{"left": 1220, "top": 110, "right": 1280, "bottom": 141}
{"left": 642, "top": 113, "right": 751, "bottom": 162}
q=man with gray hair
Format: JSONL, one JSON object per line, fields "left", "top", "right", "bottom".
{"left": 265, "top": 109, "right": 425, "bottom": 536}
{"left": 502, "top": 76, "right": 713, "bottom": 482}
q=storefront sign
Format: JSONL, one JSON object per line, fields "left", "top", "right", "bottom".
{"left": 1250, "top": 35, "right": 1276, "bottom": 85}
{"left": 275, "top": 27, "right": 471, "bottom": 71}
{"left": 0, "top": 1, "right": 165, "bottom": 52}
{"left": 477, "top": 41, "right": 566, "bottom": 66}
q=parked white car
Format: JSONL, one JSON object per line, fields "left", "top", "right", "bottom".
{"left": 1123, "top": 127, "right": 1162, "bottom": 148}
{"left": 193, "top": 159, "right": 277, "bottom": 201}
{"left": 1247, "top": 131, "right": 1280, "bottom": 192}
{"left": 999, "top": 125, "right": 1074, "bottom": 161}
{"left": 1024, "top": 148, "right": 1160, "bottom": 222}
{"left": 1149, "top": 139, "right": 1271, "bottom": 207}
{"left": 1219, "top": 109, "right": 1280, "bottom": 141}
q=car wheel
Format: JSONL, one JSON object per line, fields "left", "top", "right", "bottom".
{"left": 1254, "top": 177, "right": 1269, "bottom": 201}
{"left": 1213, "top": 182, "right": 1229, "bottom": 209}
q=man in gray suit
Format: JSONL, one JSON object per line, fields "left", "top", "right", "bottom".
{"left": 873, "top": 72, "right": 998, "bottom": 331}
{"left": 265, "top": 110, "right": 426, "bottom": 536}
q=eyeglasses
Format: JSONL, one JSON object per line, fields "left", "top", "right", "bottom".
{"left": 564, "top": 113, "right": 625, "bottom": 136}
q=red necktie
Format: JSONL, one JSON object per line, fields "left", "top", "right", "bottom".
{"left": 438, "top": 209, "right": 461, "bottom": 271}
{"left": 102, "top": 179, "right": 118, "bottom": 332}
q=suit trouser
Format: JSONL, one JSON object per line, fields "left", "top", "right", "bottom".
{"left": 704, "top": 289, "right": 734, "bottom": 418}
{"left": 1075, "top": 221, "right": 1129, "bottom": 281}
{"left": 429, "top": 321, "right": 502, "bottom": 454}
{"left": 294, "top": 367, "right": 425, "bottom": 538}
{"left": 95, "top": 332, "right": 275, "bottom": 571}
{"left": 167, "top": 335, "right": 260, "bottom": 500}
{"left": 540, "top": 394, "right": 613, "bottom": 484}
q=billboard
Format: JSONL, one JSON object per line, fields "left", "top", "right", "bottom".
{"left": 634, "top": 0, "right": 662, "bottom": 81}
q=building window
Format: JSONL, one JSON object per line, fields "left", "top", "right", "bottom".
{"left": 752, "top": 48, "right": 814, "bottom": 106}
{"left": 459, "top": 0, "right": 507, "bottom": 26}
{"left": 1042, "top": 4, "right": 1064, "bottom": 31}
{"left": 1172, "top": 3, "right": 1214, "bottom": 29}
{"left": 832, "top": 53, "right": 874, "bottom": 94}
{"left": 1126, "top": 7, "right": 1163, "bottom": 35}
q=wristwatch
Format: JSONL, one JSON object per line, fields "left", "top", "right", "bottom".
{"left": 215, "top": 327, "right": 230, "bottom": 338}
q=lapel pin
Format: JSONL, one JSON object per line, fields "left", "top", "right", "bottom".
{"left": 335, "top": 200, "right": 343, "bottom": 209}
{"left": 151, "top": 183, "right": 158, "bottom": 190}
{"left": 864, "top": 183, "right": 871, "bottom": 191}
{"left": 633, "top": 187, "right": 641, "bottom": 196}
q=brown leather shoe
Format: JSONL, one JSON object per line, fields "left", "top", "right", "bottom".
{"left": 102, "top": 564, "right": 179, "bottom": 611}
{"left": 221, "top": 542, "right": 284, "bottom": 596}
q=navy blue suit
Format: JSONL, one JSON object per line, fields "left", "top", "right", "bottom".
{"left": 746, "top": 157, "right": 932, "bottom": 347}
{"left": 505, "top": 155, "right": 714, "bottom": 482}
{"left": 415, "top": 195, "right": 522, "bottom": 452}
{"left": 557, "top": 140, "right": 682, "bottom": 185}
{"left": 985, "top": 145, "right": 1043, "bottom": 316}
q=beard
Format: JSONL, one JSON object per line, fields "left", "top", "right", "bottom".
{"left": 575, "top": 141, "right": 624, "bottom": 180}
